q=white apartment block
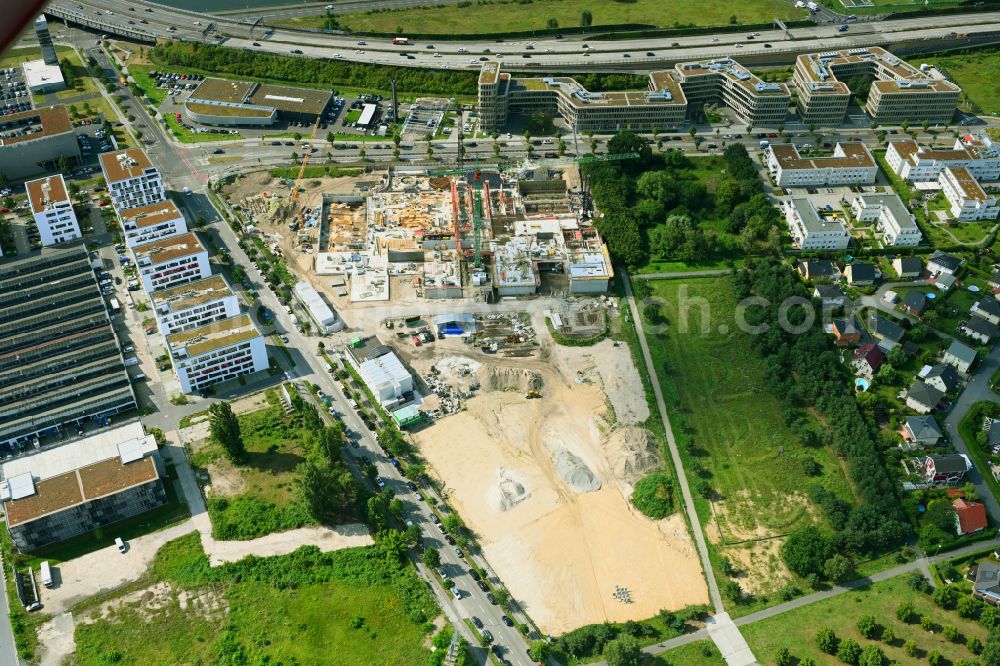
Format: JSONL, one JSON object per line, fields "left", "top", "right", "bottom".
{"left": 850, "top": 193, "right": 922, "bottom": 246}
{"left": 784, "top": 197, "right": 850, "bottom": 250}
{"left": 119, "top": 200, "right": 188, "bottom": 249}
{"left": 133, "top": 232, "right": 211, "bottom": 293}
{"left": 99, "top": 149, "right": 165, "bottom": 211}
{"left": 886, "top": 134, "right": 1000, "bottom": 183}
{"left": 766, "top": 143, "right": 878, "bottom": 188}
{"left": 25, "top": 174, "right": 80, "bottom": 246}
{"left": 167, "top": 314, "right": 268, "bottom": 393}
{"left": 151, "top": 274, "right": 240, "bottom": 335}
{"left": 939, "top": 166, "right": 1000, "bottom": 222}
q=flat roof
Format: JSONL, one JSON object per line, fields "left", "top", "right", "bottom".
{"left": 514, "top": 75, "right": 685, "bottom": 108}
{"left": 0, "top": 105, "right": 73, "bottom": 147}
{"left": 167, "top": 313, "right": 261, "bottom": 358}
{"left": 944, "top": 166, "right": 988, "bottom": 202}
{"left": 22, "top": 59, "right": 65, "bottom": 89}
{"left": 190, "top": 77, "right": 332, "bottom": 116}
{"left": 769, "top": 142, "right": 875, "bottom": 170}
{"left": 133, "top": 232, "right": 205, "bottom": 265}
{"left": 25, "top": 174, "right": 69, "bottom": 214}
{"left": 479, "top": 61, "right": 500, "bottom": 85}
{"left": 676, "top": 58, "right": 789, "bottom": 97}
{"left": 119, "top": 200, "right": 183, "bottom": 229}
{"left": 151, "top": 274, "right": 232, "bottom": 311}
{"left": 853, "top": 193, "right": 916, "bottom": 230}
{"left": 789, "top": 197, "right": 848, "bottom": 235}
{"left": 185, "top": 101, "right": 272, "bottom": 118}
{"left": 99, "top": 148, "right": 155, "bottom": 184}
{"left": 1, "top": 422, "right": 150, "bottom": 481}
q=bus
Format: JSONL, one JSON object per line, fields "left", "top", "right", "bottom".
{"left": 392, "top": 37, "right": 410, "bottom": 45}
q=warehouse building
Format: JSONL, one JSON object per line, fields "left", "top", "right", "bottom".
{"left": 0, "top": 105, "right": 80, "bottom": 181}
{"left": 167, "top": 314, "right": 268, "bottom": 394}
{"left": 25, "top": 174, "right": 80, "bottom": 246}
{"left": 850, "top": 193, "right": 921, "bottom": 246}
{"left": 766, "top": 142, "right": 877, "bottom": 187}
{"left": 0, "top": 422, "right": 165, "bottom": 551}
{"left": 119, "top": 200, "right": 187, "bottom": 249}
{"left": 151, "top": 274, "right": 240, "bottom": 335}
{"left": 0, "top": 245, "right": 136, "bottom": 450}
{"left": 344, "top": 338, "right": 415, "bottom": 408}
{"left": 133, "top": 232, "right": 211, "bottom": 293}
{"left": 292, "top": 281, "right": 342, "bottom": 334}
{"left": 783, "top": 197, "right": 850, "bottom": 250}
{"left": 886, "top": 134, "right": 1000, "bottom": 183}
{"left": 939, "top": 166, "right": 1000, "bottom": 222}
{"left": 184, "top": 78, "right": 333, "bottom": 127}
{"left": 99, "top": 149, "right": 165, "bottom": 211}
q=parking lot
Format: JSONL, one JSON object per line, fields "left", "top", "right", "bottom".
{"left": 0, "top": 66, "right": 31, "bottom": 117}
{"left": 402, "top": 99, "right": 448, "bottom": 137}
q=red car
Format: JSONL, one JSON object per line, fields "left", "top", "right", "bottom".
{"left": 412, "top": 335, "right": 421, "bottom": 346}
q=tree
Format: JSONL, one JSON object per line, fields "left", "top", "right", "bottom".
{"left": 981, "top": 606, "right": 1000, "bottom": 629}
{"left": 546, "top": 18, "right": 559, "bottom": 29}
{"left": 903, "top": 640, "right": 918, "bottom": 658}
{"left": 358, "top": 147, "right": 366, "bottom": 161}
{"left": 901, "top": 119, "right": 910, "bottom": 134}
{"left": 836, "top": 637, "right": 861, "bottom": 664}
{"left": 293, "top": 132, "right": 303, "bottom": 141}
{"left": 927, "top": 650, "right": 942, "bottom": 666}
{"left": 374, "top": 529, "right": 408, "bottom": 562}
{"left": 932, "top": 584, "right": 961, "bottom": 610}
{"left": 775, "top": 647, "right": 793, "bottom": 666}
{"left": 530, "top": 640, "right": 549, "bottom": 662}
{"left": 881, "top": 627, "right": 895, "bottom": 645}
{"left": 857, "top": 614, "right": 879, "bottom": 639}
{"left": 858, "top": 644, "right": 885, "bottom": 666}
{"left": 629, "top": 473, "right": 673, "bottom": 518}
{"left": 958, "top": 596, "right": 982, "bottom": 619}
{"left": 603, "top": 635, "right": 641, "bottom": 666}
{"left": 422, "top": 547, "right": 440, "bottom": 569}
{"left": 580, "top": 9, "right": 593, "bottom": 26}
{"left": 689, "top": 125, "right": 697, "bottom": 139}
{"left": 326, "top": 131, "right": 334, "bottom": 143}
{"left": 782, "top": 526, "right": 835, "bottom": 578}
{"left": 57, "top": 155, "right": 71, "bottom": 174}
{"left": 298, "top": 456, "right": 357, "bottom": 523}
{"left": 896, "top": 601, "right": 918, "bottom": 623}
{"left": 816, "top": 627, "right": 838, "bottom": 654}
{"left": 943, "top": 624, "right": 959, "bottom": 642}
{"left": 968, "top": 636, "right": 983, "bottom": 655}
{"left": 984, "top": 627, "right": 1000, "bottom": 664}
{"left": 209, "top": 402, "right": 245, "bottom": 463}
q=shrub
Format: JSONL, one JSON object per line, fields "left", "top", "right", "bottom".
{"left": 836, "top": 637, "right": 861, "bottom": 664}
{"left": 897, "top": 601, "right": 918, "bottom": 624}
{"left": 775, "top": 647, "right": 792, "bottom": 666}
{"left": 921, "top": 615, "right": 936, "bottom": 632}
{"left": 959, "top": 596, "right": 983, "bottom": 619}
{"left": 933, "top": 584, "right": 961, "bottom": 610}
{"left": 903, "top": 640, "right": 919, "bottom": 658}
{"left": 858, "top": 644, "right": 885, "bottom": 666}
{"left": 943, "top": 624, "right": 960, "bottom": 642}
{"left": 856, "top": 614, "right": 879, "bottom": 639}
{"left": 629, "top": 473, "right": 674, "bottom": 519}
{"left": 981, "top": 606, "right": 1000, "bottom": 629}
{"left": 927, "top": 650, "right": 942, "bottom": 666}
{"left": 817, "top": 627, "right": 838, "bottom": 654}
{"left": 968, "top": 636, "right": 984, "bottom": 654}
{"left": 881, "top": 627, "right": 895, "bottom": 645}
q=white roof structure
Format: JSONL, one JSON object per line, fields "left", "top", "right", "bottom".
{"left": 293, "top": 281, "right": 341, "bottom": 332}
{"left": 358, "top": 103, "right": 377, "bottom": 127}
{"left": 359, "top": 352, "right": 413, "bottom": 406}
{"left": 22, "top": 59, "right": 65, "bottom": 92}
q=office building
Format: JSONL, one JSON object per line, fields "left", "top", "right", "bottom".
{"left": 0, "top": 106, "right": 79, "bottom": 181}
{"left": 850, "top": 193, "right": 921, "bottom": 246}
{"left": 567, "top": 245, "right": 614, "bottom": 294}
{"left": 34, "top": 15, "right": 58, "bottom": 66}
{"left": 133, "top": 232, "right": 211, "bottom": 293}
{"left": 766, "top": 142, "right": 877, "bottom": 187}
{"left": 939, "top": 166, "right": 1000, "bottom": 222}
{"left": 167, "top": 314, "right": 268, "bottom": 394}
{"left": 99, "top": 149, "right": 165, "bottom": 211}
{"left": 0, "top": 422, "right": 165, "bottom": 551}
{"left": 22, "top": 15, "right": 65, "bottom": 94}
{"left": 673, "top": 58, "right": 789, "bottom": 127}
{"left": 25, "top": 174, "right": 80, "bottom": 246}
{"left": 151, "top": 274, "right": 240, "bottom": 335}
{"left": 783, "top": 197, "right": 850, "bottom": 250}
{"left": 184, "top": 78, "right": 333, "bottom": 127}
{"left": 886, "top": 134, "right": 1000, "bottom": 183}
{"left": 119, "top": 200, "right": 188, "bottom": 249}
{"left": 0, "top": 245, "right": 136, "bottom": 449}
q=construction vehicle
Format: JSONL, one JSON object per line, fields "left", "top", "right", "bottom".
{"left": 525, "top": 390, "right": 541, "bottom": 399}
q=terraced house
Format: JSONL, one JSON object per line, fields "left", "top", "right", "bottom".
{"left": 886, "top": 133, "right": 1000, "bottom": 183}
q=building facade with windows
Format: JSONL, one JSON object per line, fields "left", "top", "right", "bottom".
{"left": 850, "top": 193, "right": 921, "bottom": 246}
{"left": 673, "top": 58, "right": 789, "bottom": 128}
{"left": 0, "top": 106, "right": 80, "bottom": 181}
{"left": 151, "top": 275, "right": 239, "bottom": 335}
{"left": 939, "top": 166, "right": 1000, "bottom": 222}
{"left": 25, "top": 174, "right": 80, "bottom": 246}
{"left": 783, "top": 197, "right": 850, "bottom": 250}
{"left": 766, "top": 142, "right": 878, "bottom": 187}
{"left": 133, "top": 233, "right": 211, "bottom": 293}
{"left": 119, "top": 200, "right": 188, "bottom": 249}
{"left": 167, "top": 314, "right": 267, "bottom": 394}
{"left": 887, "top": 134, "right": 1000, "bottom": 183}
{"left": 99, "top": 149, "right": 165, "bottom": 211}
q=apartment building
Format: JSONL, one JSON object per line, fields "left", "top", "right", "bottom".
{"left": 0, "top": 422, "right": 166, "bottom": 551}
{"left": 766, "top": 142, "right": 878, "bottom": 187}
{"left": 674, "top": 58, "right": 789, "bottom": 127}
{"left": 886, "top": 134, "right": 1000, "bottom": 183}
{"left": 939, "top": 166, "right": 1000, "bottom": 222}
{"left": 0, "top": 245, "right": 136, "bottom": 450}
{"left": 167, "top": 314, "right": 268, "bottom": 393}
{"left": 0, "top": 106, "right": 80, "bottom": 181}
{"left": 119, "top": 200, "right": 188, "bottom": 249}
{"left": 850, "top": 193, "right": 922, "bottom": 246}
{"left": 783, "top": 197, "right": 850, "bottom": 250}
{"left": 25, "top": 174, "right": 80, "bottom": 246}
{"left": 151, "top": 274, "right": 239, "bottom": 335}
{"left": 133, "top": 232, "right": 211, "bottom": 293}
{"left": 99, "top": 149, "right": 165, "bottom": 211}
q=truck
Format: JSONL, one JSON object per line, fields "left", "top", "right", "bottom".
{"left": 40, "top": 561, "right": 52, "bottom": 588}
{"left": 806, "top": 1, "right": 819, "bottom": 9}
{"left": 392, "top": 37, "right": 410, "bottom": 45}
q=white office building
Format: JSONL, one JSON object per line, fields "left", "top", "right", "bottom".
{"left": 119, "top": 200, "right": 188, "bottom": 249}
{"left": 167, "top": 314, "right": 268, "bottom": 393}
{"left": 850, "top": 193, "right": 921, "bottom": 246}
{"left": 784, "top": 197, "right": 850, "bottom": 250}
{"left": 151, "top": 274, "right": 240, "bottom": 335}
{"left": 359, "top": 350, "right": 414, "bottom": 408}
{"left": 766, "top": 143, "right": 878, "bottom": 188}
{"left": 99, "top": 149, "right": 165, "bottom": 211}
{"left": 939, "top": 166, "right": 1000, "bottom": 222}
{"left": 24, "top": 174, "right": 80, "bottom": 246}
{"left": 886, "top": 134, "right": 1000, "bottom": 183}
{"left": 133, "top": 232, "right": 211, "bottom": 293}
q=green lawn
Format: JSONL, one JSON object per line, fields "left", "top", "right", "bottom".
{"left": 741, "top": 576, "right": 987, "bottom": 665}
{"left": 128, "top": 64, "right": 167, "bottom": 106}
{"left": 654, "top": 640, "right": 726, "bottom": 665}
{"left": 281, "top": 0, "right": 806, "bottom": 34}
{"left": 163, "top": 113, "right": 244, "bottom": 143}
{"left": 345, "top": 109, "right": 362, "bottom": 124}
{"left": 0, "top": 45, "right": 99, "bottom": 99}
{"left": 636, "top": 259, "right": 737, "bottom": 275}
{"left": 912, "top": 47, "right": 1000, "bottom": 116}
{"left": 73, "top": 532, "right": 435, "bottom": 665}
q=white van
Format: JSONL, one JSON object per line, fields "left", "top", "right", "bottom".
{"left": 115, "top": 537, "right": 127, "bottom": 553}
{"left": 40, "top": 561, "right": 52, "bottom": 588}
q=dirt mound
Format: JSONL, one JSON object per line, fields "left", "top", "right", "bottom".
{"left": 479, "top": 365, "right": 543, "bottom": 392}
{"left": 487, "top": 467, "right": 532, "bottom": 512}
{"left": 553, "top": 448, "right": 602, "bottom": 493}
{"left": 603, "top": 427, "right": 661, "bottom": 482}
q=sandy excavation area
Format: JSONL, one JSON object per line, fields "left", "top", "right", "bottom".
{"left": 412, "top": 348, "right": 707, "bottom": 634}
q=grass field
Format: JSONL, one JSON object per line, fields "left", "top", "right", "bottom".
{"left": 163, "top": 113, "right": 244, "bottom": 144}
{"left": 741, "top": 576, "right": 987, "bottom": 665}
{"left": 654, "top": 640, "right": 726, "bottom": 665}
{"left": 279, "top": 0, "right": 806, "bottom": 34}
{"left": 911, "top": 47, "right": 1000, "bottom": 116}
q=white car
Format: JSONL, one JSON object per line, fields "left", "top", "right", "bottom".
{"left": 375, "top": 476, "right": 386, "bottom": 488}
{"left": 355, "top": 49, "right": 364, "bottom": 54}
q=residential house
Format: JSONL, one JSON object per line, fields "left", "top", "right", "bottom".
{"left": 797, "top": 260, "right": 839, "bottom": 281}
{"left": 972, "top": 298, "right": 1000, "bottom": 326}
{"left": 832, "top": 318, "right": 862, "bottom": 347}
{"left": 921, "top": 454, "right": 969, "bottom": 485}
{"left": 906, "top": 379, "right": 944, "bottom": 414}
{"left": 903, "top": 415, "right": 943, "bottom": 447}
{"left": 924, "top": 363, "right": 960, "bottom": 394}
{"left": 814, "top": 284, "right": 846, "bottom": 308}
{"left": 954, "top": 499, "right": 988, "bottom": 535}
{"left": 902, "top": 290, "right": 928, "bottom": 317}
{"left": 845, "top": 261, "right": 878, "bottom": 286}
{"left": 852, "top": 344, "right": 885, "bottom": 378}
{"left": 867, "top": 312, "right": 905, "bottom": 351}
{"left": 934, "top": 272, "right": 958, "bottom": 292}
{"left": 973, "top": 562, "right": 1000, "bottom": 606}
{"left": 893, "top": 256, "right": 924, "bottom": 279}
{"left": 927, "top": 250, "right": 962, "bottom": 276}
{"left": 943, "top": 339, "right": 977, "bottom": 374}
{"left": 963, "top": 316, "right": 999, "bottom": 344}
{"left": 988, "top": 420, "right": 1000, "bottom": 454}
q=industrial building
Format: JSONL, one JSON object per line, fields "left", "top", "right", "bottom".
{"left": 0, "top": 105, "right": 80, "bottom": 181}
{"left": 25, "top": 174, "right": 80, "bottom": 246}
{"left": 151, "top": 274, "right": 240, "bottom": 335}
{"left": 939, "top": 166, "right": 1000, "bottom": 222}
{"left": 119, "top": 199, "right": 188, "bottom": 249}
{"left": 184, "top": 78, "right": 333, "bottom": 127}
{"left": 167, "top": 314, "right": 268, "bottom": 394}
{"left": 850, "top": 193, "right": 921, "bottom": 246}
{"left": 344, "top": 338, "right": 414, "bottom": 408}
{"left": 783, "top": 197, "right": 850, "bottom": 250}
{"left": 99, "top": 149, "right": 165, "bottom": 211}
{"left": 765, "top": 143, "right": 878, "bottom": 187}
{"left": 0, "top": 422, "right": 165, "bottom": 551}
{"left": 132, "top": 232, "right": 211, "bottom": 293}
{"left": 886, "top": 134, "right": 1000, "bottom": 183}
{"left": 22, "top": 15, "right": 65, "bottom": 94}
{"left": 0, "top": 245, "right": 136, "bottom": 450}
{"left": 292, "top": 281, "right": 342, "bottom": 333}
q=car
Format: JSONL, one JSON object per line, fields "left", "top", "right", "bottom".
{"left": 454, "top": 546, "right": 464, "bottom": 559}
{"left": 472, "top": 616, "right": 483, "bottom": 629}
{"left": 647, "top": 51, "right": 655, "bottom": 56}
{"left": 291, "top": 49, "right": 303, "bottom": 54}
{"left": 375, "top": 476, "right": 386, "bottom": 488}
{"left": 486, "top": 591, "right": 497, "bottom": 604}
{"left": 406, "top": 481, "right": 417, "bottom": 491}
{"left": 482, "top": 630, "right": 494, "bottom": 644}
{"left": 426, "top": 44, "right": 435, "bottom": 49}
{"left": 469, "top": 569, "right": 481, "bottom": 581}
{"left": 145, "top": 325, "right": 156, "bottom": 334}
{"left": 212, "top": 148, "right": 224, "bottom": 154}
{"left": 735, "top": 43, "right": 743, "bottom": 48}
{"left": 115, "top": 537, "right": 127, "bottom": 553}
{"left": 252, "top": 42, "right": 261, "bottom": 46}
{"left": 491, "top": 645, "right": 503, "bottom": 658}
{"left": 501, "top": 615, "right": 513, "bottom": 627}
{"left": 390, "top": 458, "right": 401, "bottom": 468}
{"left": 430, "top": 513, "right": 440, "bottom": 524}
{"left": 437, "top": 567, "right": 448, "bottom": 579}
{"left": 445, "top": 534, "right": 456, "bottom": 545}
{"left": 764, "top": 43, "right": 772, "bottom": 48}
{"left": 623, "top": 53, "right": 630, "bottom": 58}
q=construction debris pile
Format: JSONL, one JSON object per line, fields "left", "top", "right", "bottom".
{"left": 463, "top": 313, "right": 537, "bottom": 357}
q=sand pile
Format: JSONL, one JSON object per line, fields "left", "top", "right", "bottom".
{"left": 603, "top": 427, "right": 661, "bottom": 482}
{"left": 480, "top": 365, "right": 543, "bottom": 392}
{"left": 552, "top": 448, "right": 602, "bottom": 493}
{"left": 487, "top": 467, "right": 532, "bottom": 512}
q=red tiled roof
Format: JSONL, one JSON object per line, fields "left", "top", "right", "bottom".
{"left": 955, "top": 499, "right": 988, "bottom": 534}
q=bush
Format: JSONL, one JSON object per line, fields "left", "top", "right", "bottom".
{"left": 782, "top": 526, "right": 835, "bottom": 578}
{"left": 881, "top": 627, "right": 895, "bottom": 645}
{"left": 817, "top": 627, "right": 838, "bottom": 654}
{"left": 836, "top": 637, "right": 861, "bottom": 664}
{"left": 968, "top": 635, "right": 984, "bottom": 655}
{"left": 982, "top": 606, "right": 1000, "bottom": 629}
{"left": 856, "top": 614, "right": 879, "bottom": 639}
{"left": 897, "top": 601, "right": 918, "bottom": 624}
{"left": 943, "top": 624, "right": 960, "bottom": 642}
{"left": 858, "top": 644, "right": 885, "bottom": 666}
{"left": 629, "top": 473, "right": 674, "bottom": 519}
{"left": 775, "top": 647, "right": 792, "bottom": 666}
{"left": 933, "top": 584, "right": 961, "bottom": 610}
{"left": 207, "top": 495, "right": 313, "bottom": 540}
{"left": 959, "top": 596, "right": 983, "bottom": 619}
